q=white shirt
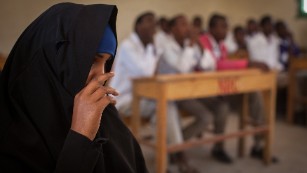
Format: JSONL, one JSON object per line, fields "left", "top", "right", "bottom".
{"left": 245, "top": 32, "right": 258, "bottom": 44}
{"left": 207, "top": 34, "right": 222, "bottom": 60}
{"left": 110, "top": 32, "right": 158, "bottom": 109}
{"left": 158, "top": 36, "right": 213, "bottom": 74}
{"left": 247, "top": 32, "right": 282, "bottom": 71}
{"left": 224, "top": 32, "right": 238, "bottom": 54}
{"left": 154, "top": 30, "right": 171, "bottom": 55}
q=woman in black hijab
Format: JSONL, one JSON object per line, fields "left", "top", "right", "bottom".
{"left": 0, "top": 3, "right": 148, "bottom": 173}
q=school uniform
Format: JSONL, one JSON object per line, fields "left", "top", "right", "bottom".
{"left": 158, "top": 35, "right": 229, "bottom": 139}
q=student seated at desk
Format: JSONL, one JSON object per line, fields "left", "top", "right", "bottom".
{"left": 155, "top": 17, "right": 171, "bottom": 54}
{"left": 228, "top": 26, "right": 249, "bottom": 60}
{"left": 157, "top": 14, "right": 232, "bottom": 165}
{"left": 199, "top": 14, "right": 268, "bottom": 71}
{"left": 111, "top": 12, "right": 160, "bottom": 118}
{"left": 199, "top": 15, "right": 277, "bottom": 162}
{"left": 247, "top": 15, "right": 291, "bottom": 118}
{"left": 275, "top": 20, "right": 300, "bottom": 71}
{"left": 247, "top": 16, "right": 285, "bottom": 85}
{"left": 110, "top": 12, "right": 195, "bottom": 173}
{"left": 245, "top": 18, "right": 259, "bottom": 43}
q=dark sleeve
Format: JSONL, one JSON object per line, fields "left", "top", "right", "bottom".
{"left": 54, "top": 130, "right": 104, "bottom": 173}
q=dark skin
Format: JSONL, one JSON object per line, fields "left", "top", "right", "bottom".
{"left": 209, "top": 18, "right": 228, "bottom": 43}
{"left": 171, "top": 16, "right": 201, "bottom": 48}
{"left": 71, "top": 53, "right": 119, "bottom": 140}
{"left": 159, "top": 19, "right": 170, "bottom": 34}
{"left": 246, "top": 21, "right": 258, "bottom": 36}
{"left": 234, "top": 29, "right": 246, "bottom": 50}
{"left": 276, "top": 24, "right": 288, "bottom": 39}
{"left": 171, "top": 16, "right": 190, "bottom": 47}
{"left": 136, "top": 15, "right": 157, "bottom": 47}
{"left": 193, "top": 18, "right": 203, "bottom": 30}
{"left": 262, "top": 22, "right": 274, "bottom": 37}
{"left": 248, "top": 61, "right": 269, "bottom": 71}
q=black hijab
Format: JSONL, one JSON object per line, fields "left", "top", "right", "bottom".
{"left": 0, "top": 3, "right": 147, "bottom": 173}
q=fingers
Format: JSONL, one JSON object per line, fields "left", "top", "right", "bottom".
{"left": 91, "top": 86, "right": 119, "bottom": 101}
{"left": 83, "top": 72, "right": 115, "bottom": 95}
{"left": 97, "top": 95, "right": 116, "bottom": 109}
{"left": 95, "top": 72, "right": 115, "bottom": 85}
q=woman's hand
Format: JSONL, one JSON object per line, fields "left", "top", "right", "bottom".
{"left": 71, "top": 72, "right": 119, "bottom": 141}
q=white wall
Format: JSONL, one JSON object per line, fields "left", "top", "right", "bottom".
{"left": 0, "top": 0, "right": 306, "bottom": 54}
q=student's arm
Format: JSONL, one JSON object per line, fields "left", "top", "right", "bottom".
{"left": 199, "top": 49, "right": 216, "bottom": 71}
{"left": 119, "top": 43, "right": 158, "bottom": 76}
{"left": 163, "top": 45, "right": 197, "bottom": 73}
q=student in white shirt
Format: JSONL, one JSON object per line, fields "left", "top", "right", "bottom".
{"left": 244, "top": 16, "right": 280, "bottom": 162}
{"left": 111, "top": 12, "right": 158, "bottom": 114}
{"left": 247, "top": 16, "right": 282, "bottom": 72}
{"left": 155, "top": 17, "right": 171, "bottom": 54}
{"left": 110, "top": 12, "right": 186, "bottom": 172}
{"left": 158, "top": 15, "right": 232, "bottom": 167}
{"left": 245, "top": 19, "right": 259, "bottom": 42}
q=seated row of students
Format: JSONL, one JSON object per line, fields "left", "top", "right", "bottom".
{"left": 157, "top": 15, "right": 232, "bottom": 169}
{"left": 159, "top": 12, "right": 272, "bottom": 162}
{"left": 228, "top": 16, "right": 303, "bottom": 117}
{"left": 227, "top": 16, "right": 301, "bottom": 76}
{"left": 110, "top": 11, "right": 279, "bottom": 173}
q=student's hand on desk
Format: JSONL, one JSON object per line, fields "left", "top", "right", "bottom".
{"left": 71, "top": 72, "right": 119, "bottom": 141}
{"left": 248, "top": 61, "right": 270, "bottom": 72}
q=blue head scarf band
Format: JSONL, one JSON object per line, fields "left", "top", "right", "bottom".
{"left": 97, "top": 24, "right": 116, "bottom": 56}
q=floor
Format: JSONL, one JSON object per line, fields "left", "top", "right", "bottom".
{"left": 141, "top": 114, "right": 307, "bottom": 173}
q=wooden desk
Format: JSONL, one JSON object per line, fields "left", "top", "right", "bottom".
{"left": 132, "top": 69, "right": 277, "bottom": 173}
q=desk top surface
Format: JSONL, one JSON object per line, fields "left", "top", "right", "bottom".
{"left": 132, "top": 69, "right": 277, "bottom": 99}
{"left": 133, "top": 69, "right": 274, "bottom": 83}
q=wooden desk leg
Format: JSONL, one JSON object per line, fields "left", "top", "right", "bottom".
{"left": 238, "top": 93, "right": 248, "bottom": 157}
{"left": 156, "top": 87, "right": 167, "bottom": 173}
{"left": 262, "top": 89, "right": 276, "bottom": 165}
{"left": 287, "top": 70, "right": 295, "bottom": 124}
{"left": 132, "top": 95, "right": 141, "bottom": 138}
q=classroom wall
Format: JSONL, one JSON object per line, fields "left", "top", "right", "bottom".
{"left": 0, "top": 0, "right": 306, "bottom": 54}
